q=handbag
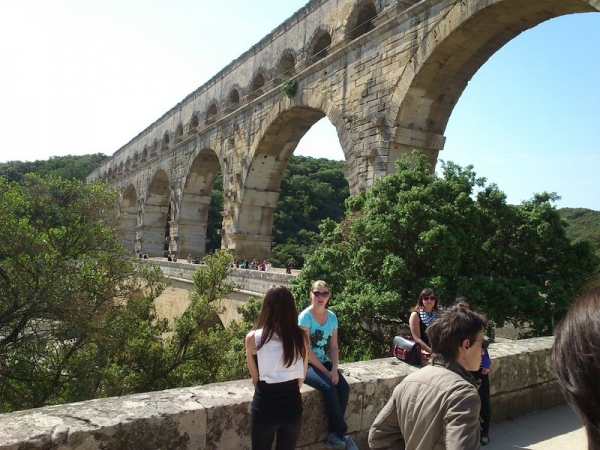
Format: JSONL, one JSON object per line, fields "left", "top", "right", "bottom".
{"left": 393, "top": 334, "right": 421, "bottom": 365}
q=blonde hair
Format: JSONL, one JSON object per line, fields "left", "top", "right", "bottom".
{"left": 311, "top": 280, "right": 330, "bottom": 291}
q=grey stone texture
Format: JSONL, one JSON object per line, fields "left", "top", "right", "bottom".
{"left": 0, "top": 337, "right": 562, "bottom": 449}
{"left": 85, "top": 0, "right": 600, "bottom": 261}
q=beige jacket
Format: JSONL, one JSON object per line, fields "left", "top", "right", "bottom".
{"left": 368, "top": 357, "right": 482, "bottom": 450}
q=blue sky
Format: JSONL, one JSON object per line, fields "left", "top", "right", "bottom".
{"left": 1, "top": 1, "right": 598, "bottom": 210}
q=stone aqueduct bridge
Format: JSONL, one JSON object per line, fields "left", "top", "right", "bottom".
{"left": 87, "top": 0, "right": 599, "bottom": 260}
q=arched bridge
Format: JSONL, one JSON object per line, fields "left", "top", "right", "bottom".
{"left": 87, "top": 0, "right": 600, "bottom": 260}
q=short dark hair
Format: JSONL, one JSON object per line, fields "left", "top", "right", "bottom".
{"left": 426, "top": 306, "right": 487, "bottom": 360}
{"left": 552, "top": 287, "right": 600, "bottom": 449}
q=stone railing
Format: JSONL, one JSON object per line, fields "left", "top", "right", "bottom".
{"left": 151, "top": 259, "right": 294, "bottom": 296}
{"left": 0, "top": 337, "right": 562, "bottom": 450}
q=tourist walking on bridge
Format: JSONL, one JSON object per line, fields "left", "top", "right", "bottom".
{"left": 245, "top": 285, "right": 308, "bottom": 450}
{"left": 298, "top": 280, "right": 359, "bottom": 450}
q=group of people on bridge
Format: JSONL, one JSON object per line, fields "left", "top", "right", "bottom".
{"left": 244, "top": 282, "right": 495, "bottom": 450}
{"left": 244, "top": 279, "right": 600, "bottom": 450}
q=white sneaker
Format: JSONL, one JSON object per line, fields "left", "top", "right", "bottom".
{"left": 325, "top": 432, "right": 346, "bottom": 449}
{"left": 342, "top": 433, "right": 359, "bottom": 450}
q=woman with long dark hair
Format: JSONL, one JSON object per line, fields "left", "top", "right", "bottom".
{"left": 552, "top": 286, "right": 600, "bottom": 450}
{"left": 245, "top": 285, "right": 308, "bottom": 450}
{"left": 409, "top": 287, "right": 439, "bottom": 365}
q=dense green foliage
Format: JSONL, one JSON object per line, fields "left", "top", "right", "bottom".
{"left": 558, "top": 208, "right": 600, "bottom": 254}
{"left": 270, "top": 156, "right": 349, "bottom": 267}
{"left": 0, "top": 153, "right": 107, "bottom": 182}
{"left": 206, "top": 172, "right": 224, "bottom": 253}
{"left": 0, "top": 175, "right": 243, "bottom": 413}
{"left": 290, "top": 153, "right": 599, "bottom": 361}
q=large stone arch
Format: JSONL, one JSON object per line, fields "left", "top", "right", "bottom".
{"left": 224, "top": 100, "right": 346, "bottom": 259}
{"left": 119, "top": 184, "right": 138, "bottom": 254}
{"left": 387, "top": 0, "right": 600, "bottom": 172}
{"left": 141, "top": 169, "right": 171, "bottom": 256}
{"left": 177, "top": 148, "right": 222, "bottom": 258}
{"left": 87, "top": 0, "right": 600, "bottom": 262}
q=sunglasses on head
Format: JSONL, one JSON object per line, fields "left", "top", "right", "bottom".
{"left": 312, "top": 291, "right": 330, "bottom": 297}
{"left": 422, "top": 295, "right": 436, "bottom": 301}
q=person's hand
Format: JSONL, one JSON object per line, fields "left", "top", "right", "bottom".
{"left": 481, "top": 368, "right": 490, "bottom": 375}
{"left": 330, "top": 370, "right": 339, "bottom": 385}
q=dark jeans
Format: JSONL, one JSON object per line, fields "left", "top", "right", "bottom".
{"left": 251, "top": 380, "right": 302, "bottom": 449}
{"left": 251, "top": 414, "right": 302, "bottom": 450}
{"left": 471, "top": 368, "right": 491, "bottom": 435}
{"left": 305, "top": 361, "right": 349, "bottom": 435}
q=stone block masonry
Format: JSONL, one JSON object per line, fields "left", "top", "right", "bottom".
{"left": 85, "top": 0, "right": 600, "bottom": 262}
{"left": 0, "top": 337, "right": 564, "bottom": 449}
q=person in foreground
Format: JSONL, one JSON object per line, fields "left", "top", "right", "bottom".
{"left": 552, "top": 286, "right": 600, "bottom": 450}
{"left": 455, "top": 297, "right": 492, "bottom": 446}
{"left": 298, "top": 280, "right": 359, "bottom": 450}
{"left": 246, "top": 285, "right": 309, "bottom": 450}
{"left": 368, "top": 306, "right": 488, "bottom": 450}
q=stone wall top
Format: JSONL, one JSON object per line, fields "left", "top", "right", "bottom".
{"left": 150, "top": 259, "right": 294, "bottom": 296}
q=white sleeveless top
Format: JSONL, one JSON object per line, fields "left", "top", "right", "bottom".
{"left": 255, "top": 328, "right": 304, "bottom": 384}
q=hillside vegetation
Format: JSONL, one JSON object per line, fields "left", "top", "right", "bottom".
{"left": 558, "top": 208, "right": 600, "bottom": 254}
{"left": 0, "top": 154, "right": 107, "bottom": 182}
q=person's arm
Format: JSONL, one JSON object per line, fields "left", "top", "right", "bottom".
{"left": 481, "top": 348, "right": 491, "bottom": 375}
{"left": 408, "top": 311, "right": 432, "bottom": 353}
{"left": 368, "top": 384, "right": 406, "bottom": 450}
{"left": 329, "top": 328, "right": 340, "bottom": 385}
{"left": 300, "top": 326, "right": 330, "bottom": 376}
{"left": 444, "top": 391, "right": 482, "bottom": 450}
{"left": 245, "top": 331, "right": 259, "bottom": 387}
{"left": 298, "top": 331, "right": 309, "bottom": 389}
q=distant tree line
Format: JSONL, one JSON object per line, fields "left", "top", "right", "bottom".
{"left": 558, "top": 208, "right": 600, "bottom": 255}
{"left": 0, "top": 153, "right": 107, "bottom": 183}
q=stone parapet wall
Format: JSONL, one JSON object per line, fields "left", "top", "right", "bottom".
{"left": 0, "top": 337, "right": 562, "bottom": 450}
{"left": 151, "top": 259, "right": 293, "bottom": 296}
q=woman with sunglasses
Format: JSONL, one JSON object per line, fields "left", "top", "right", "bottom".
{"left": 409, "top": 288, "right": 439, "bottom": 365}
{"left": 246, "top": 285, "right": 309, "bottom": 450}
{"left": 298, "top": 280, "right": 359, "bottom": 450}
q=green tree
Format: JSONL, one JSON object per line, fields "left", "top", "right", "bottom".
{"left": 292, "top": 153, "right": 599, "bottom": 361}
{"left": 271, "top": 156, "right": 349, "bottom": 267}
{"left": 0, "top": 175, "right": 242, "bottom": 413}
